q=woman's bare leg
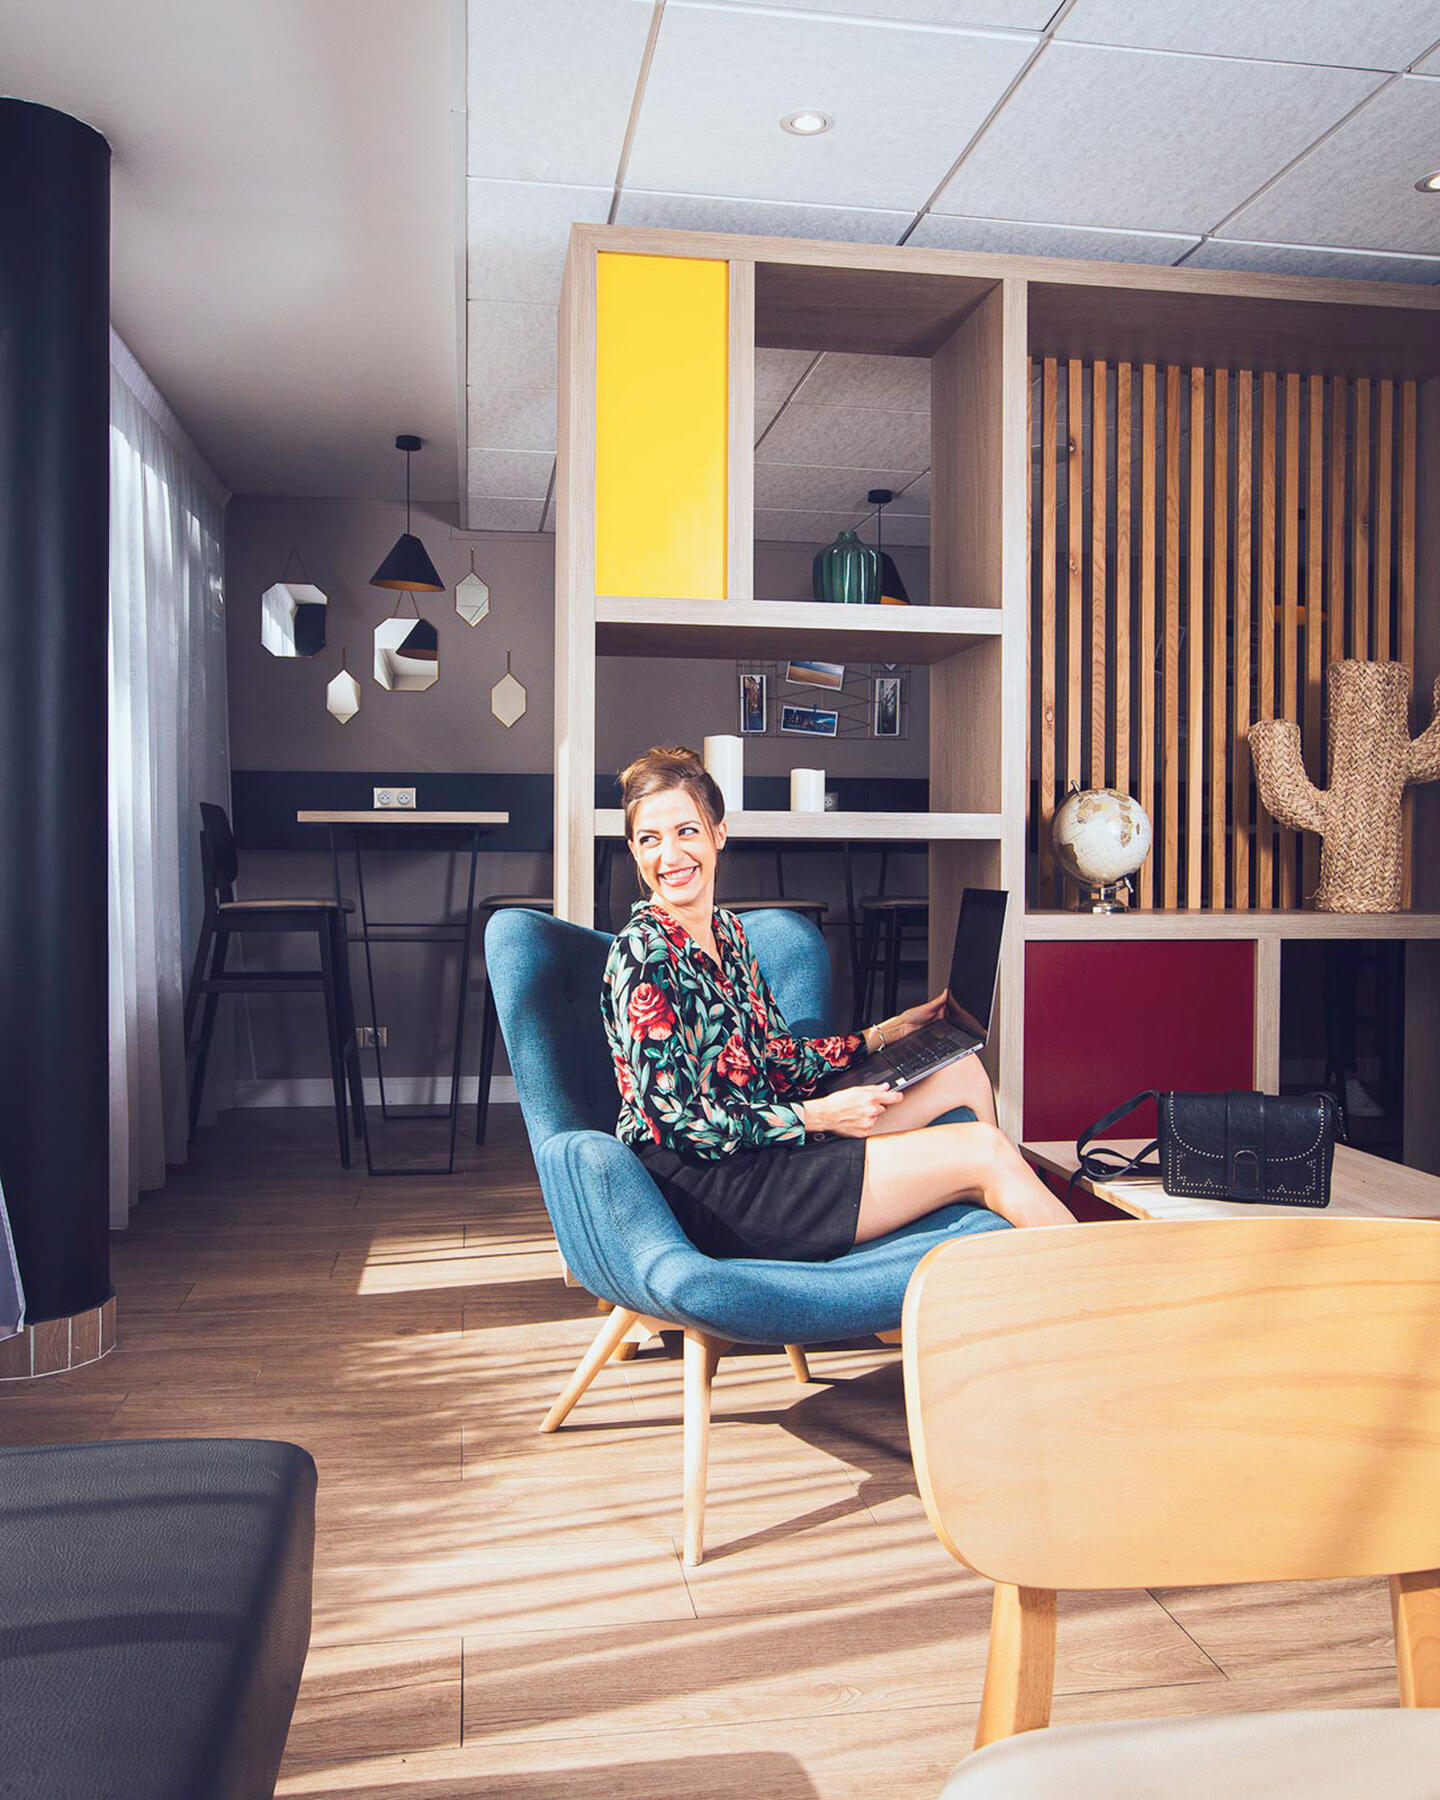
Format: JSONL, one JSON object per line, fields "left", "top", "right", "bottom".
{"left": 867, "top": 1051, "right": 997, "bottom": 1134}
{"left": 856, "top": 1122, "right": 1074, "bottom": 1241}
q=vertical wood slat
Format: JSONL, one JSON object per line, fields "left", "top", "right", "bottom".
{"left": 1139, "top": 363, "right": 1157, "bottom": 910}
{"left": 1304, "top": 374, "right": 1325, "bottom": 903}
{"left": 1210, "top": 370, "right": 1228, "bottom": 907}
{"left": 1039, "top": 358, "right": 1058, "bottom": 902}
{"left": 1279, "top": 373, "right": 1301, "bottom": 908}
{"left": 1376, "top": 379, "right": 1394, "bottom": 660}
{"left": 1400, "top": 380, "right": 1418, "bottom": 907}
{"left": 1353, "top": 377, "right": 1371, "bottom": 658}
{"left": 1257, "top": 372, "right": 1277, "bottom": 909}
{"left": 1114, "top": 364, "right": 1132, "bottom": 811}
{"left": 1233, "top": 372, "right": 1253, "bottom": 911}
{"left": 1090, "top": 361, "right": 1108, "bottom": 789}
{"left": 1163, "top": 364, "right": 1181, "bottom": 909}
{"left": 1329, "top": 377, "right": 1347, "bottom": 668}
{"left": 1066, "top": 359, "right": 1084, "bottom": 800}
{"left": 1187, "top": 366, "right": 1205, "bottom": 908}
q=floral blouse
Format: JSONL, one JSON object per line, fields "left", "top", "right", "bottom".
{"left": 602, "top": 900, "right": 861, "bottom": 1159}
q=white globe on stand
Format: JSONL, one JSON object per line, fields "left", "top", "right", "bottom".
{"left": 1051, "top": 788, "right": 1152, "bottom": 908}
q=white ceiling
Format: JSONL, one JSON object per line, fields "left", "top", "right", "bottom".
{"left": 2, "top": 0, "right": 460, "bottom": 502}
{"left": 464, "top": 0, "right": 1440, "bottom": 545}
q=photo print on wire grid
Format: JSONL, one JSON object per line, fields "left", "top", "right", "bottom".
{"left": 736, "top": 660, "right": 909, "bottom": 740}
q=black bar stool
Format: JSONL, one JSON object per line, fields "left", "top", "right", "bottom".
{"left": 849, "top": 851, "right": 928, "bottom": 1026}
{"left": 184, "top": 803, "right": 365, "bottom": 1165}
{"left": 721, "top": 847, "right": 828, "bottom": 933}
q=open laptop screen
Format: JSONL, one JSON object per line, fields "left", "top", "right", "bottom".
{"left": 944, "top": 888, "right": 1008, "bottom": 1040}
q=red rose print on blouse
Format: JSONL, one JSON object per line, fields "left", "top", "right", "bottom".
{"left": 811, "top": 1036, "right": 852, "bottom": 1066}
{"left": 715, "top": 1033, "right": 754, "bottom": 1086}
{"left": 748, "top": 987, "right": 770, "bottom": 1031}
{"left": 628, "top": 982, "right": 676, "bottom": 1042}
{"left": 613, "top": 1055, "right": 635, "bottom": 1102}
{"left": 768, "top": 1035, "right": 796, "bottom": 1058}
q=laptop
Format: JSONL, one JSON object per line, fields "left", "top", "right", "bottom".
{"left": 818, "top": 888, "right": 1008, "bottom": 1093}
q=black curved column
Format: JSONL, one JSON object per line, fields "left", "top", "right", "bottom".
{"left": 0, "top": 101, "right": 111, "bottom": 1323}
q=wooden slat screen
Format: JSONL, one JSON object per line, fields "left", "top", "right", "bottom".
{"left": 1028, "top": 357, "right": 1418, "bottom": 910}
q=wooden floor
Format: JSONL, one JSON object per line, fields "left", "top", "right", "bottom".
{"left": 5, "top": 1108, "right": 1400, "bottom": 1798}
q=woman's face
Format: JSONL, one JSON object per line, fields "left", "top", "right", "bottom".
{"left": 628, "top": 785, "right": 727, "bottom": 912}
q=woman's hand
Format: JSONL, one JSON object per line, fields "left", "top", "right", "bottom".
{"left": 798, "top": 1085, "right": 904, "bottom": 1138}
{"left": 873, "top": 991, "right": 947, "bottom": 1047}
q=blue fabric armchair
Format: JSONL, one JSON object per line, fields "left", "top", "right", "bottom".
{"left": 485, "top": 905, "right": 1008, "bottom": 1562}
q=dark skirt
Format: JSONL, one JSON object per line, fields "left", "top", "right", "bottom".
{"left": 637, "top": 1136, "right": 867, "bottom": 1263}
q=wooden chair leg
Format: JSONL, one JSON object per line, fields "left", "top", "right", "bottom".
{"left": 1391, "top": 1568, "right": 1440, "bottom": 1706}
{"left": 785, "top": 1344, "right": 812, "bottom": 1384}
{"left": 682, "top": 1329, "right": 728, "bottom": 1567}
{"left": 975, "top": 1582, "right": 1057, "bottom": 1749}
{"left": 541, "top": 1306, "right": 640, "bottom": 1432}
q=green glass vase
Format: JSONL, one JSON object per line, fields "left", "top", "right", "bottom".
{"left": 812, "top": 529, "right": 880, "bottom": 605}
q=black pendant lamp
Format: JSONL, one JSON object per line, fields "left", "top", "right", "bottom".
{"left": 371, "top": 433, "right": 444, "bottom": 592}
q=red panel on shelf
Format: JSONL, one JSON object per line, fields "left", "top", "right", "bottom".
{"left": 1023, "top": 939, "right": 1256, "bottom": 1144}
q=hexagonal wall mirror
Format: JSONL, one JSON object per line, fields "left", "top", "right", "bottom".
{"left": 455, "top": 555, "right": 490, "bottom": 627}
{"left": 326, "top": 667, "right": 361, "bottom": 725}
{"left": 262, "top": 581, "right": 327, "bottom": 656}
{"left": 490, "top": 652, "right": 527, "bottom": 728}
{"left": 374, "top": 613, "right": 439, "bottom": 692}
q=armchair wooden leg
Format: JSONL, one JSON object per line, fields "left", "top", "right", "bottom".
{"left": 1391, "top": 1568, "right": 1440, "bottom": 1706}
{"left": 682, "top": 1329, "right": 728, "bottom": 1568}
{"left": 974, "top": 1583, "right": 1057, "bottom": 1749}
{"left": 540, "top": 1305, "right": 640, "bottom": 1433}
{"left": 784, "top": 1344, "right": 812, "bottom": 1384}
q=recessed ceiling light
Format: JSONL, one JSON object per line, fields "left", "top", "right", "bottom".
{"left": 781, "top": 110, "right": 832, "bottom": 136}
{"left": 1415, "top": 169, "right": 1440, "bottom": 193}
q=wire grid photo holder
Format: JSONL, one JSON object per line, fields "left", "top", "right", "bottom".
{"left": 736, "top": 660, "right": 910, "bottom": 740}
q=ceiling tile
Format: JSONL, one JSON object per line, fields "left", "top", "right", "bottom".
{"left": 467, "top": 180, "right": 611, "bottom": 304}
{"left": 467, "top": 387, "right": 558, "bottom": 453}
{"left": 756, "top": 347, "right": 820, "bottom": 404}
{"left": 793, "top": 352, "right": 931, "bottom": 410}
{"left": 755, "top": 508, "right": 867, "bottom": 545}
{"left": 1217, "top": 78, "right": 1440, "bottom": 253}
{"left": 614, "top": 189, "right": 911, "bottom": 243}
{"left": 1416, "top": 49, "right": 1440, "bottom": 74}
{"left": 627, "top": 6, "right": 1036, "bottom": 210}
{"left": 758, "top": 403, "right": 931, "bottom": 472}
{"left": 1185, "top": 239, "right": 1440, "bottom": 283}
{"left": 910, "top": 213, "right": 1198, "bottom": 263}
{"left": 887, "top": 472, "right": 931, "bottom": 514}
{"left": 466, "top": 448, "right": 555, "bottom": 499}
{"left": 872, "top": 510, "right": 931, "bottom": 546}
{"left": 756, "top": 462, "right": 919, "bottom": 511}
{"left": 467, "top": 0, "right": 655, "bottom": 185}
{"left": 467, "top": 301, "right": 558, "bottom": 391}
{"left": 711, "top": 0, "right": 1054, "bottom": 27}
{"left": 935, "top": 41, "right": 1384, "bottom": 232}
{"left": 1056, "top": 0, "right": 1440, "bottom": 72}
{"left": 464, "top": 492, "right": 547, "bottom": 532}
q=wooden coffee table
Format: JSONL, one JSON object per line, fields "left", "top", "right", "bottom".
{"left": 1022, "top": 1139, "right": 1440, "bottom": 1223}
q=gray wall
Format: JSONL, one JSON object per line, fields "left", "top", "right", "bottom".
{"left": 224, "top": 496, "right": 930, "bottom": 1085}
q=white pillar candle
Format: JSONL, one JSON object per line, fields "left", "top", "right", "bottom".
{"left": 703, "top": 734, "right": 744, "bottom": 813}
{"left": 790, "top": 767, "right": 826, "bottom": 812}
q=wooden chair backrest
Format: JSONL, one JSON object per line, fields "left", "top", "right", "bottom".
{"left": 902, "top": 1218, "right": 1440, "bottom": 1591}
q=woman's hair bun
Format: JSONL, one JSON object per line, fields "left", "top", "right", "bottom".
{"left": 618, "top": 745, "right": 725, "bottom": 841}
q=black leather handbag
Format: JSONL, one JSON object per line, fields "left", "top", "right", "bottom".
{"left": 1073, "top": 1089, "right": 1339, "bottom": 1209}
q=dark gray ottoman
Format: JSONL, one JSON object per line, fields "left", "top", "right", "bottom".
{"left": 0, "top": 1438, "right": 316, "bottom": 1800}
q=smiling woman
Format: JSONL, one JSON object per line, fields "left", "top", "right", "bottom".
{"left": 600, "top": 746, "right": 1072, "bottom": 1265}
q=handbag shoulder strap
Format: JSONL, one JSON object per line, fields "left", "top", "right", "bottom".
{"left": 1067, "top": 1090, "right": 1162, "bottom": 1208}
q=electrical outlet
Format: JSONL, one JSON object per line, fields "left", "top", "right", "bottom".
{"left": 355, "top": 1025, "right": 388, "bottom": 1048}
{"left": 373, "top": 787, "right": 416, "bottom": 810}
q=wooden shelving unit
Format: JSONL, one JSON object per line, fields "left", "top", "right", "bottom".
{"left": 555, "top": 221, "right": 1440, "bottom": 1144}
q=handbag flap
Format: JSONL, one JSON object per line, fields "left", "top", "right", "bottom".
{"left": 1164, "top": 1090, "right": 1333, "bottom": 1204}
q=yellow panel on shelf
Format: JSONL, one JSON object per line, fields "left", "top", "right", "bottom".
{"left": 596, "top": 253, "right": 728, "bottom": 600}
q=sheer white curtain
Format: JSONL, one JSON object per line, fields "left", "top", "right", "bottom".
{"left": 109, "top": 333, "right": 231, "bottom": 1227}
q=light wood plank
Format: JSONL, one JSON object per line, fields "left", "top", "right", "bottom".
{"left": 1233, "top": 372, "right": 1253, "bottom": 911}
{"left": 1399, "top": 379, "right": 1419, "bottom": 908}
{"left": 1066, "top": 358, "right": 1084, "bottom": 798}
{"left": 1163, "top": 364, "right": 1181, "bottom": 908}
{"left": 1353, "top": 376, "right": 1372, "bottom": 657}
{"left": 593, "top": 809, "right": 1003, "bottom": 840}
{"left": 1114, "top": 363, "right": 1133, "bottom": 804}
{"left": 1329, "top": 376, "right": 1348, "bottom": 667}
{"left": 1138, "top": 363, "right": 1158, "bottom": 909}
{"left": 595, "top": 598, "right": 1001, "bottom": 663}
{"left": 1187, "top": 366, "right": 1205, "bottom": 909}
{"left": 1304, "top": 373, "right": 1325, "bottom": 902}
{"left": 555, "top": 235, "right": 598, "bottom": 924}
{"left": 1375, "top": 378, "right": 1394, "bottom": 660}
{"left": 1039, "top": 357, "right": 1058, "bottom": 904}
{"left": 1257, "top": 371, "right": 1278, "bottom": 909}
{"left": 1210, "top": 369, "right": 1229, "bottom": 908}
{"left": 1091, "top": 360, "right": 1108, "bottom": 789}
{"left": 1280, "top": 372, "right": 1301, "bottom": 908}
{"left": 727, "top": 258, "right": 755, "bottom": 602}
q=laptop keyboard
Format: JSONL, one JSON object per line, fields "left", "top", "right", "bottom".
{"left": 883, "top": 1022, "right": 970, "bottom": 1083}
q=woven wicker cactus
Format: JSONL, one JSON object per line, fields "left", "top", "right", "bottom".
{"left": 1249, "top": 661, "right": 1440, "bottom": 913}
